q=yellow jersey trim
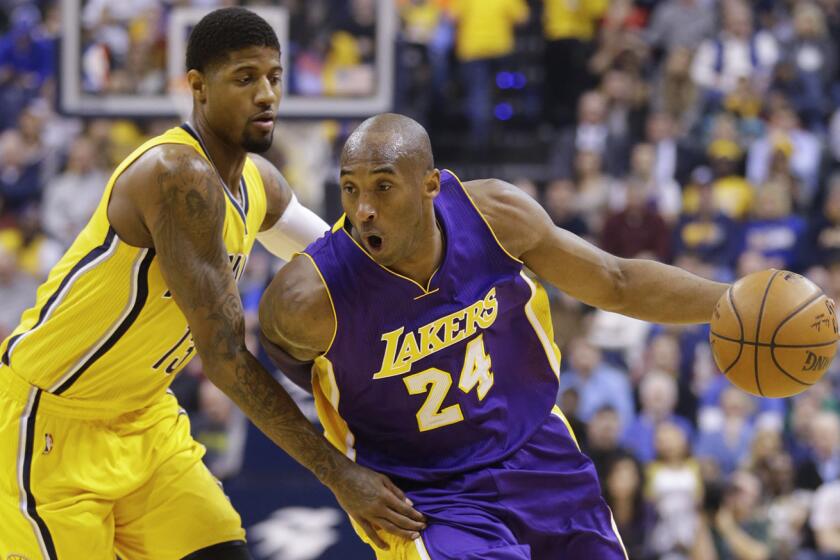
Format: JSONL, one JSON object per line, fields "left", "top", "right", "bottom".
{"left": 312, "top": 356, "right": 356, "bottom": 460}
{"left": 519, "top": 271, "right": 561, "bottom": 378}
{"left": 296, "top": 252, "right": 338, "bottom": 356}
{"left": 552, "top": 405, "right": 580, "bottom": 450}
{"left": 445, "top": 169, "right": 524, "bottom": 265}
{"left": 334, "top": 214, "right": 440, "bottom": 295}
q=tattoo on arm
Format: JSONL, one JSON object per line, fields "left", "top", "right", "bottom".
{"left": 148, "top": 151, "right": 347, "bottom": 485}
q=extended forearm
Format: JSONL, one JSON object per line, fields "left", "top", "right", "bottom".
{"left": 207, "top": 351, "right": 348, "bottom": 486}
{"left": 614, "top": 258, "right": 729, "bottom": 324}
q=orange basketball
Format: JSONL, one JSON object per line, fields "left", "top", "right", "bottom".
{"left": 710, "top": 269, "right": 839, "bottom": 398}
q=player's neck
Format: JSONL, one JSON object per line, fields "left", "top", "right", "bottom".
{"left": 189, "top": 115, "right": 247, "bottom": 195}
{"left": 389, "top": 217, "right": 443, "bottom": 287}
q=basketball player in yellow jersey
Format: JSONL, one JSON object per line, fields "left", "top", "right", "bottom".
{"left": 0, "top": 8, "right": 424, "bottom": 560}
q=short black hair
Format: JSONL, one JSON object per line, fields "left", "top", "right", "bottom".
{"left": 186, "top": 7, "right": 280, "bottom": 72}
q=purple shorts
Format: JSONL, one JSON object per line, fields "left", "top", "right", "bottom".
{"left": 404, "top": 411, "right": 627, "bottom": 560}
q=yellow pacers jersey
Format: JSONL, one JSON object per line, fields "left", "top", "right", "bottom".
{"left": 0, "top": 124, "right": 266, "bottom": 413}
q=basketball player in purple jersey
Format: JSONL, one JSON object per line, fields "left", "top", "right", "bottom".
{"left": 259, "top": 113, "right": 728, "bottom": 559}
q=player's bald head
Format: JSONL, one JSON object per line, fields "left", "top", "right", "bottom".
{"left": 341, "top": 113, "right": 434, "bottom": 177}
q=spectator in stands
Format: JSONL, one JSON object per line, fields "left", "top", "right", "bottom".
{"left": 655, "top": 46, "right": 700, "bottom": 132}
{"left": 192, "top": 378, "right": 246, "bottom": 481}
{"left": 582, "top": 405, "right": 628, "bottom": 480}
{"left": 573, "top": 146, "right": 614, "bottom": 234}
{"left": 646, "top": 420, "right": 703, "bottom": 559}
{"left": 544, "top": 178, "right": 589, "bottom": 238}
{"left": 645, "top": 111, "right": 699, "bottom": 187}
{"left": 623, "top": 370, "right": 693, "bottom": 464}
{"left": 449, "top": 0, "right": 529, "bottom": 146}
{"left": 683, "top": 139, "right": 754, "bottom": 220}
{"left": 600, "top": 69, "right": 647, "bottom": 177}
{"left": 541, "top": 0, "right": 608, "bottom": 127}
{"left": 0, "top": 244, "right": 38, "bottom": 341}
{"left": 610, "top": 141, "right": 681, "bottom": 224}
{"left": 0, "top": 129, "right": 41, "bottom": 217}
{"left": 747, "top": 105, "right": 822, "bottom": 204}
{"left": 41, "top": 136, "right": 107, "bottom": 246}
{"left": 644, "top": 0, "right": 714, "bottom": 53}
{"left": 811, "top": 480, "right": 840, "bottom": 557}
{"left": 0, "top": 4, "right": 54, "bottom": 129}
{"left": 557, "top": 385, "right": 588, "bottom": 448}
{"left": 600, "top": 177, "right": 671, "bottom": 261}
{"left": 765, "top": 452, "right": 812, "bottom": 557}
{"left": 0, "top": 204, "right": 62, "bottom": 280}
{"left": 742, "top": 180, "right": 807, "bottom": 270}
{"left": 776, "top": 2, "right": 836, "bottom": 129}
{"left": 673, "top": 166, "right": 743, "bottom": 272}
{"left": 690, "top": 0, "right": 779, "bottom": 102}
{"left": 807, "top": 173, "right": 840, "bottom": 268}
{"left": 603, "top": 452, "right": 654, "bottom": 559}
{"left": 830, "top": 105, "right": 840, "bottom": 166}
{"left": 744, "top": 425, "right": 785, "bottom": 491}
{"left": 554, "top": 90, "right": 628, "bottom": 181}
{"left": 802, "top": 411, "right": 840, "bottom": 485}
{"left": 712, "top": 471, "right": 774, "bottom": 559}
{"left": 559, "top": 336, "right": 635, "bottom": 429}
{"left": 695, "top": 386, "right": 756, "bottom": 476}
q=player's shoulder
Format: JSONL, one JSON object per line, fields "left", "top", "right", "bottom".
{"left": 247, "top": 153, "right": 293, "bottom": 229}
{"left": 120, "top": 143, "right": 217, "bottom": 200}
{"left": 460, "top": 177, "right": 549, "bottom": 258}
{"left": 461, "top": 177, "right": 523, "bottom": 208}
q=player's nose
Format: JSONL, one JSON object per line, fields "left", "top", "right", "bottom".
{"left": 355, "top": 195, "right": 377, "bottom": 223}
{"left": 254, "top": 76, "right": 277, "bottom": 107}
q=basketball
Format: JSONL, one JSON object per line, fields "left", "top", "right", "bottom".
{"left": 710, "top": 269, "right": 839, "bottom": 398}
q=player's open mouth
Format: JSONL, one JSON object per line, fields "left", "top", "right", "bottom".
{"left": 365, "top": 234, "right": 383, "bottom": 252}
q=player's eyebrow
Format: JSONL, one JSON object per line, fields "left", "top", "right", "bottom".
{"left": 231, "top": 63, "right": 282, "bottom": 74}
{"left": 339, "top": 164, "right": 397, "bottom": 177}
{"left": 370, "top": 165, "right": 397, "bottom": 175}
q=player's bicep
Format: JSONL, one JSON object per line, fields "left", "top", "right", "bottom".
{"left": 142, "top": 152, "right": 246, "bottom": 363}
{"left": 523, "top": 228, "right": 625, "bottom": 312}
{"left": 259, "top": 255, "right": 333, "bottom": 362}
{"left": 469, "top": 178, "right": 624, "bottom": 311}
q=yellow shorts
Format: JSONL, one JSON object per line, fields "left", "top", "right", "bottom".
{"left": 0, "top": 368, "right": 245, "bottom": 560}
{"left": 352, "top": 517, "right": 432, "bottom": 560}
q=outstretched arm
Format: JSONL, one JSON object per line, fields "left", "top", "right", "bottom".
{"left": 128, "top": 146, "right": 423, "bottom": 547}
{"left": 466, "top": 178, "right": 728, "bottom": 324}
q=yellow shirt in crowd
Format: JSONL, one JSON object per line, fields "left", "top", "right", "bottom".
{"left": 450, "top": 0, "right": 529, "bottom": 61}
{"left": 542, "top": 0, "right": 609, "bottom": 41}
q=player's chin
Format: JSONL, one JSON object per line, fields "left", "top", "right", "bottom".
{"left": 242, "top": 128, "right": 274, "bottom": 153}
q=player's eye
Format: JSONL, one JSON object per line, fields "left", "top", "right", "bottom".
{"left": 378, "top": 183, "right": 392, "bottom": 192}
{"left": 237, "top": 76, "right": 252, "bottom": 85}
{"left": 269, "top": 75, "right": 282, "bottom": 86}
{"left": 342, "top": 184, "right": 356, "bottom": 194}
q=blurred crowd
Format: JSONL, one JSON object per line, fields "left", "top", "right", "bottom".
{"left": 2, "top": 0, "right": 840, "bottom": 558}
{"left": 78, "top": 0, "right": 378, "bottom": 98}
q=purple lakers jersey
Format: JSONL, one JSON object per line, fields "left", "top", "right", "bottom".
{"left": 304, "top": 170, "right": 561, "bottom": 482}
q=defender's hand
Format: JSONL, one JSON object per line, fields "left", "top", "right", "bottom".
{"left": 328, "top": 462, "right": 426, "bottom": 549}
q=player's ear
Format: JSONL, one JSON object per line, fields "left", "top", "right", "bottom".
{"left": 423, "top": 168, "right": 441, "bottom": 199}
{"left": 186, "top": 69, "right": 208, "bottom": 104}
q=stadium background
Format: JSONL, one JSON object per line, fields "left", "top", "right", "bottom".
{"left": 2, "top": 0, "right": 840, "bottom": 558}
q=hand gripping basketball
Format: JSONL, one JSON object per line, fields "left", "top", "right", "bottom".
{"left": 710, "top": 269, "right": 839, "bottom": 397}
